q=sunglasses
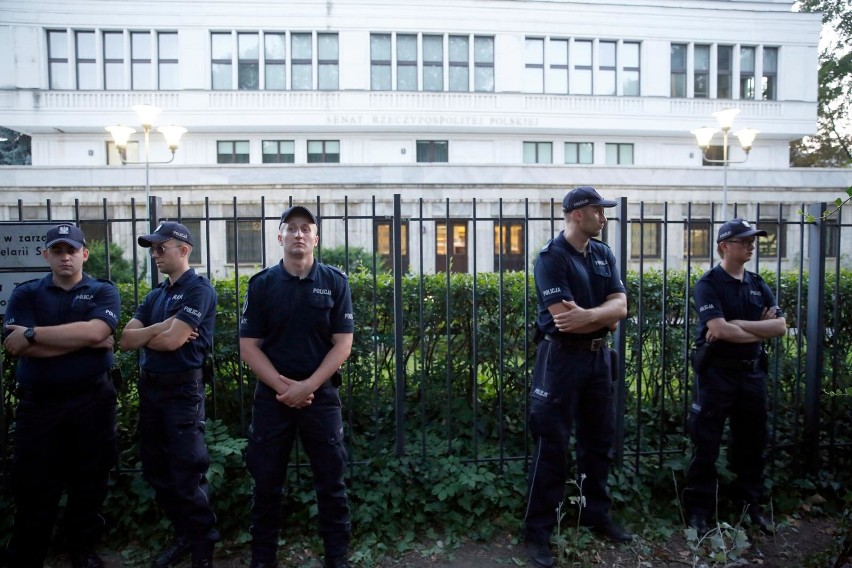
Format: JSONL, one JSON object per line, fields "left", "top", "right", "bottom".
{"left": 150, "top": 244, "right": 184, "bottom": 256}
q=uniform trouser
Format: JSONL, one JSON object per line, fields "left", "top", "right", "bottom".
{"left": 683, "top": 366, "right": 768, "bottom": 517}
{"left": 524, "top": 341, "right": 615, "bottom": 545}
{"left": 246, "top": 382, "right": 351, "bottom": 562}
{"left": 138, "top": 378, "right": 219, "bottom": 546}
{"left": 6, "top": 379, "right": 117, "bottom": 568}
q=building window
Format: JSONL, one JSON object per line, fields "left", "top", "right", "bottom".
{"left": 622, "top": 41, "right": 640, "bottom": 96}
{"left": 211, "top": 32, "right": 233, "bottom": 89}
{"left": 181, "top": 220, "right": 203, "bottom": 265}
{"left": 317, "top": 33, "right": 339, "bottom": 90}
{"left": 436, "top": 221, "right": 468, "bottom": 273}
{"left": 291, "top": 33, "right": 313, "bottom": 90}
{"left": 217, "top": 140, "right": 250, "bottom": 164}
{"left": 103, "top": 31, "right": 124, "bottom": 90}
{"left": 48, "top": 30, "right": 70, "bottom": 89}
{"left": 694, "top": 44, "right": 710, "bottom": 98}
{"left": 605, "top": 143, "right": 633, "bottom": 165}
{"left": 523, "top": 142, "right": 552, "bottom": 164}
{"left": 494, "top": 221, "right": 525, "bottom": 271}
{"left": 547, "top": 39, "right": 568, "bottom": 94}
{"left": 684, "top": 220, "right": 713, "bottom": 258}
{"left": 416, "top": 140, "right": 449, "bottom": 163}
{"left": 307, "top": 140, "right": 340, "bottom": 163}
{"left": 374, "top": 220, "right": 409, "bottom": 273}
{"left": 763, "top": 47, "right": 778, "bottom": 100}
{"left": 371, "top": 33, "right": 391, "bottom": 90}
{"left": 565, "top": 142, "right": 593, "bottom": 165}
{"left": 423, "top": 34, "right": 443, "bottom": 91}
{"left": 630, "top": 221, "right": 662, "bottom": 259}
{"left": 671, "top": 43, "right": 687, "bottom": 97}
{"left": 397, "top": 34, "right": 417, "bottom": 91}
{"left": 573, "top": 40, "right": 593, "bottom": 95}
{"left": 701, "top": 145, "right": 725, "bottom": 166}
{"left": 76, "top": 31, "right": 97, "bottom": 89}
{"left": 758, "top": 219, "right": 786, "bottom": 258}
{"left": 238, "top": 32, "right": 260, "bottom": 90}
{"left": 825, "top": 218, "right": 840, "bottom": 258}
{"left": 226, "top": 220, "right": 262, "bottom": 264}
{"left": 474, "top": 36, "right": 495, "bottom": 92}
{"left": 265, "top": 33, "right": 286, "bottom": 90}
{"left": 106, "top": 141, "right": 139, "bottom": 165}
{"left": 448, "top": 35, "right": 469, "bottom": 92}
{"left": 524, "top": 38, "right": 544, "bottom": 93}
{"left": 717, "top": 45, "right": 733, "bottom": 99}
{"left": 158, "top": 32, "right": 179, "bottom": 90}
{"left": 131, "top": 32, "right": 153, "bottom": 90}
{"left": 598, "top": 40, "right": 616, "bottom": 96}
{"left": 262, "top": 140, "right": 295, "bottom": 163}
{"left": 740, "top": 46, "right": 756, "bottom": 100}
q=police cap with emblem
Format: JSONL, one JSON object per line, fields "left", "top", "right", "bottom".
{"left": 138, "top": 221, "right": 195, "bottom": 247}
{"left": 716, "top": 218, "right": 768, "bottom": 243}
{"left": 562, "top": 186, "right": 618, "bottom": 212}
{"left": 45, "top": 224, "right": 87, "bottom": 250}
{"left": 279, "top": 205, "right": 318, "bottom": 226}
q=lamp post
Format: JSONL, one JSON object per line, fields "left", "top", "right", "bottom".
{"left": 106, "top": 104, "right": 186, "bottom": 281}
{"left": 691, "top": 108, "right": 759, "bottom": 220}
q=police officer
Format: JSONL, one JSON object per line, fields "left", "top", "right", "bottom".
{"left": 3, "top": 224, "right": 120, "bottom": 568}
{"left": 119, "top": 221, "right": 219, "bottom": 568}
{"left": 524, "top": 187, "right": 631, "bottom": 568}
{"left": 684, "top": 218, "right": 786, "bottom": 535}
{"left": 239, "top": 205, "right": 354, "bottom": 568}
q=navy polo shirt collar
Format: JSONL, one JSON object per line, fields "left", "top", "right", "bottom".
{"left": 44, "top": 272, "right": 93, "bottom": 291}
{"left": 161, "top": 267, "right": 197, "bottom": 290}
{"left": 277, "top": 258, "right": 318, "bottom": 281}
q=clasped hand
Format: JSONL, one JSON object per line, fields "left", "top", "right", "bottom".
{"left": 275, "top": 375, "right": 315, "bottom": 408}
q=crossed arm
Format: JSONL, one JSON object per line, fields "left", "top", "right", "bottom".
{"left": 119, "top": 315, "right": 198, "bottom": 352}
{"left": 705, "top": 307, "right": 787, "bottom": 343}
{"left": 4, "top": 320, "right": 114, "bottom": 357}
{"left": 550, "top": 292, "right": 627, "bottom": 334}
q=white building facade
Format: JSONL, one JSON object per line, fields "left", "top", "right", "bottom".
{"left": 0, "top": 0, "right": 849, "bottom": 276}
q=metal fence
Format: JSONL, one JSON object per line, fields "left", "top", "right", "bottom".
{"left": 1, "top": 194, "right": 850, "bottom": 480}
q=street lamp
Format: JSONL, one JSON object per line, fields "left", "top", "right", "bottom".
{"left": 691, "top": 108, "right": 759, "bottom": 219}
{"left": 106, "top": 104, "right": 186, "bottom": 281}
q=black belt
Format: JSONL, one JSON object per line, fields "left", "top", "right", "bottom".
{"left": 16, "top": 372, "right": 109, "bottom": 401}
{"left": 708, "top": 358, "right": 761, "bottom": 372}
{"left": 141, "top": 368, "right": 203, "bottom": 385}
{"left": 544, "top": 334, "right": 608, "bottom": 352}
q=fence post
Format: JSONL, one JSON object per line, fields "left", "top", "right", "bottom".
{"left": 612, "top": 197, "right": 628, "bottom": 466}
{"left": 149, "top": 196, "right": 162, "bottom": 288}
{"left": 392, "top": 194, "right": 405, "bottom": 457}
{"left": 804, "top": 202, "right": 826, "bottom": 470}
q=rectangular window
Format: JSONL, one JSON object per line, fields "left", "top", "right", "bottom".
{"left": 217, "top": 140, "right": 250, "bottom": 164}
{"left": 630, "top": 220, "right": 662, "bottom": 259}
{"left": 103, "top": 31, "right": 124, "bottom": 90}
{"left": 494, "top": 221, "right": 525, "bottom": 271}
{"left": 291, "top": 33, "right": 312, "bottom": 90}
{"left": 422, "top": 34, "right": 443, "bottom": 91}
{"left": 565, "top": 142, "right": 593, "bottom": 165}
{"left": 598, "top": 40, "right": 616, "bottom": 95}
{"left": 605, "top": 143, "right": 633, "bottom": 165}
{"left": 307, "top": 140, "right": 340, "bottom": 163}
{"left": 573, "top": 40, "right": 593, "bottom": 95}
{"left": 374, "top": 220, "right": 410, "bottom": 273}
{"left": 694, "top": 44, "right": 710, "bottom": 98}
{"left": 131, "top": 32, "right": 153, "bottom": 90}
{"left": 436, "top": 221, "right": 468, "bottom": 273}
{"left": 416, "top": 140, "right": 449, "bottom": 163}
{"left": 758, "top": 219, "right": 786, "bottom": 258}
{"left": 702, "top": 145, "right": 725, "bottom": 166}
{"left": 523, "top": 141, "right": 552, "bottom": 164}
{"left": 211, "top": 32, "right": 233, "bottom": 90}
{"left": 265, "top": 33, "right": 286, "bottom": 90}
{"left": 671, "top": 43, "right": 686, "bottom": 97}
{"left": 622, "top": 41, "right": 640, "bottom": 96}
{"left": 261, "top": 140, "right": 295, "bottom": 163}
{"left": 740, "top": 46, "right": 756, "bottom": 99}
{"left": 397, "top": 34, "right": 417, "bottom": 91}
{"left": 226, "top": 220, "right": 262, "bottom": 264}
{"left": 825, "top": 218, "right": 840, "bottom": 258}
{"left": 158, "top": 32, "right": 179, "bottom": 90}
{"left": 238, "top": 32, "right": 260, "bottom": 90}
{"left": 182, "top": 220, "right": 203, "bottom": 265}
{"left": 317, "top": 33, "right": 339, "bottom": 90}
{"left": 524, "top": 38, "right": 544, "bottom": 93}
{"left": 449, "top": 35, "right": 469, "bottom": 92}
{"left": 370, "top": 33, "right": 391, "bottom": 90}
{"left": 684, "top": 220, "right": 713, "bottom": 258}
{"left": 106, "top": 140, "right": 139, "bottom": 165}
{"left": 762, "top": 47, "right": 778, "bottom": 101}
{"left": 48, "top": 30, "right": 70, "bottom": 89}
{"left": 76, "top": 31, "right": 97, "bottom": 89}
{"left": 473, "top": 36, "right": 494, "bottom": 92}
{"left": 547, "top": 39, "right": 568, "bottom": 94}
{"left": 717, "top": 45, "right": 733, "bottom": 99}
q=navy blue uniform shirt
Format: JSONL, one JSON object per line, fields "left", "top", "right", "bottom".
{"left": 133, "top": 268, "right": 217, "bottom": 373}
{"left": 694, "top": 264, "right": 783, "bottom": 360}
{"left": 239, "top": 259, "right": 354, "bottom": 379}
{"left": 534, "top": 232, "right": 625, "bottom": 339}
{"left": 5, "top": 273, "right": 120, "bottom": 389}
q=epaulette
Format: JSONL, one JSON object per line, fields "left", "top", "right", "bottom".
{"left": 95, "top": 278, "right": 119, "bottom": 288}
{"left": 327, "top": 264, "right": 349, "bottom": 279}
{"left": 589, "top": 237, "right": 613, "bottom": 250}
{"left": 539, "top": 238, "right": 554, "bottom": 254}
{"left": 746, "top": 269, "right": 764, "bottom": 282}
{"left": 248, "top": 265, "right": 273, "bottom": 284}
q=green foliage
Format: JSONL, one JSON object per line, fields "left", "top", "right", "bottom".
{"left": 0, "top": 127, "right": 31, "bottom": 165}
{"left": 85, "top": 239, "right": 138, "bottom": 283}
{"left": 320, "top": 245, "right": 388, "bottom": 274}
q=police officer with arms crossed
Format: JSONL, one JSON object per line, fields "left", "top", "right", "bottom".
{"left": 239, "top": 205, "right": 354, "bottom": 568}
{"left": 524, "top": 187, "right": 632, "bottom": 568}
{"left": 119, "top": 222, "right": 219, "bottom": 568}
{"left": 683, "top": 218, "right": 786, "bottom": 535}
{"left": 3, "top": 224, "right": 120, "bottom": 568}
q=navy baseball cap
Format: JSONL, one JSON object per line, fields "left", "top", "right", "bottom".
{"left": 138, "top": 221, "right": 195, "bottom": 247}
{"left": 45, "top": 224, "right": 86, "bottom": 250}
{"left": 279, "top": 205, "right": 318, "bottom": 226}
{"left": 717, "top": 218, "right": 768, "bottom": 243}
{"left": 562, "top": 186, "right": 618, "bottom": 212}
